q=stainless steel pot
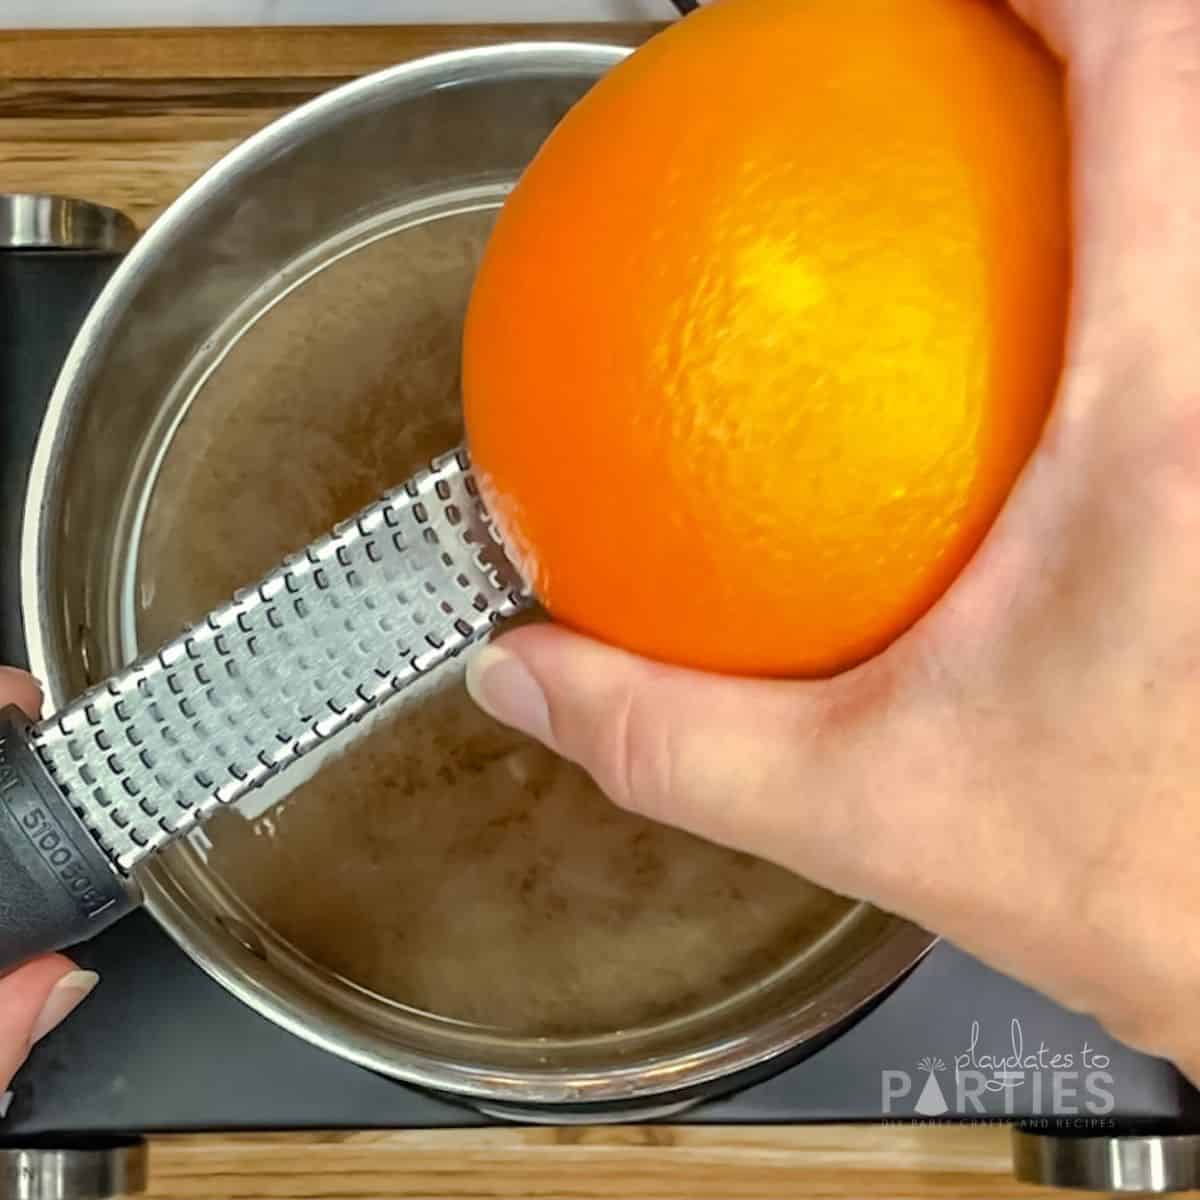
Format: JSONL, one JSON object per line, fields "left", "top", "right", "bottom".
{"left": 21, "top": 42, "right": 936, "bottom": 1110}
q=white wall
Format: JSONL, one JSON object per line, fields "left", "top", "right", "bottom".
{"left": 0, "top": 0, "right": 672, "bottom": 26}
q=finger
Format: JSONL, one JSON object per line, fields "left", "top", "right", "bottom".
{"left": 1007, "top": 0, "right": 1074, "bottom": 55}
{"left": 466, "top": 624, "right": 952, "bottom": 907}
{"left": 1017, "top": 1, "right": 1200, "bottom": 418}
{"left": 0, "top": 958, "right": 98, "bottom": 1092}
{"left": 0, "top": 666, "right": 42, "bottom": 721}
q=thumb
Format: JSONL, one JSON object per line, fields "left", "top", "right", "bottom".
{"left": 466, "top": 624, "right": 938, "bottom": 904}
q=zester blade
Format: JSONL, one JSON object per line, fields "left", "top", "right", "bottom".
{"left": 31, "top": 447, "right": 529, "bottom": 874}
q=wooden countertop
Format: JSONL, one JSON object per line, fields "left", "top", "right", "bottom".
{"left": 145, "top": 1125, "right": 1047, "bottom": 1199}
{"left": 0, "top": 25, "right": 1095, "bottom": 1199}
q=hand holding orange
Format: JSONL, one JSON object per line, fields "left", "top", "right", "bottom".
{"left": 464, "top": 0, "right": 1070, "bottom": 677}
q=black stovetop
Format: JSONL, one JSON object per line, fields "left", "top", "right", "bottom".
{"left": 3, "top": 244, "right": 1198, "bottom": 1140}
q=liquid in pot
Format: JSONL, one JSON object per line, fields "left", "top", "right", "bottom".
{"left": 136, "top": 206, "right": 850, "bottom": 1037}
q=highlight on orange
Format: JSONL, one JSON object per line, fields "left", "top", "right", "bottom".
{"left": 464, "top": 0, "right": 1070, "bottom": 677}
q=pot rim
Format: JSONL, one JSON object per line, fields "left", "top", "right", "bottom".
{"left": 21, "top": 41, "right": 940, "bottom": 1105}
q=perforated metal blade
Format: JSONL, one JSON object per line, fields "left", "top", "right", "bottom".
{"left": 32, "top": 447, "right": 529, "bottom": 874}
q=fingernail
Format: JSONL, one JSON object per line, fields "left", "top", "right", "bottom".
{"left": 30, "top": 971, "right": 99, "bottom": 1046}
{"left": 465, "top": 645, "right": 554, "bottom": 746}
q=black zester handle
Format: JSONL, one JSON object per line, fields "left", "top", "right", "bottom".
{"left": 0, "top": 706, "right": 136, "bottom": 966}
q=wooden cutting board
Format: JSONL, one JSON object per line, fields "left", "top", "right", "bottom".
{"left": 0, "top": 25, "right": 1068, "bottom": 1200}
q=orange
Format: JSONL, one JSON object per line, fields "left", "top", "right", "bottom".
{"left": 463, "top": 0, "right": 1070, "bottom": 677}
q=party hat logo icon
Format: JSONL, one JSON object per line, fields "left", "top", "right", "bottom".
{"left": 914, "top": 1056, "right": 949, "bottom": 1116}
